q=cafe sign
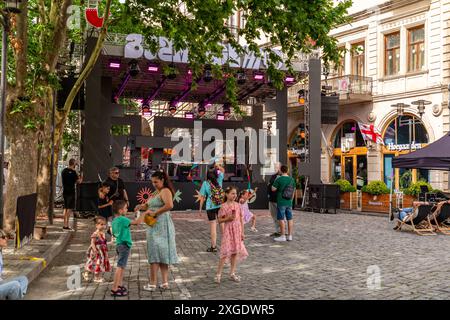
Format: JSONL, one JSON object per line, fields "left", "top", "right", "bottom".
{"left": 386, "top": 142, "right": 424, "bottom": 151}
{"left": 124, "top": 33, "right": 302, "bottom": 71}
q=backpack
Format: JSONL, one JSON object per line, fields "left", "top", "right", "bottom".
{"left": 209, "top": 181, "right": 225, "bottom": 206}
{"left": 282, "top": 178, "right": 295, "bottom": 200}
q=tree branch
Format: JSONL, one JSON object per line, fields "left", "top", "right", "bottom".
{"left": 14, "top": 0, "right": 28, "bottom": 91}
{"left": 61, "top": 0, "right": 112, "bottom": 114}
{"left": 45, "top": 0, "right": 73, "bottom": 73}
{"left": 38, "top": 0, "right": 46, "bottom": 25}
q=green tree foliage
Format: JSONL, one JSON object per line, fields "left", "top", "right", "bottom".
{"left": 118, "top": 0, "right": 352, "bottom": 113}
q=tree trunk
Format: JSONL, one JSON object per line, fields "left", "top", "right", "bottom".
{"left": 36, "top": 111, "right": 65, "bottom": 219}
{"left": 3, "top": 131, "right": 39, "bottom": 232}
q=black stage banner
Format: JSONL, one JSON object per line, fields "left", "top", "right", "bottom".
{"left": 15, "top": 193, "right": 37, "bottom": 249}
{"left": 77, "top": 182, "right": 268, "bottom": 212}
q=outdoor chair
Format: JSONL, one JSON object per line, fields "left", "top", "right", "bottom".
{"left": 396, "top": 204, "right": 436, "bottom": 236}
{"left": 430, "top": 203, "right": 450, "bottom": 235}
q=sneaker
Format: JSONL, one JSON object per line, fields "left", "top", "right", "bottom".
{"left": 274, "top": 235, "right": 287, "bottom": 242}
{"left": 270, "top": 232, "right": 281, "bottom": 237}
{"left": 287, "top": 235, "right": 293, "bottom": 241}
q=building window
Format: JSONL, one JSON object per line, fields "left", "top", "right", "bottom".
{"left": 330, "top": 47, "right": 345, "bottom": 77}
{"left": 408, "top": 25, "right": 425, "bottom": 72}
{"left": 383, "top": 115, "right": 428, "bottom": 145}
{"left": 351, "top": 42, "right": 365, "bottom": 76}
{"left": 385, "top": 32, "right": 400, "bottom": 76}
{"left": 382, "top": 115, "right": 430, "bottom": 189}
{"left": 333, "top": 121, "right": 366, "bottom": 148}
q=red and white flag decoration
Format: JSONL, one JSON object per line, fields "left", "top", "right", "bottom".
{"left": 358, "top": 122, "right": 384, "bottom": 145}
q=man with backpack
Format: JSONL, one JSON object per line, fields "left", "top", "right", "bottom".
{"left": 198, "top": 164, "right": 225, "bottom": 252}
{"left": 271, "top": 165, "right": 296, "bottom": 242}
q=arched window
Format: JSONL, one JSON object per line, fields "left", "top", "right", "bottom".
{"left": 333, "top": 121, "right": 366, "bottom": 148}
{"left": 382, "top": 114, "right": 430, "bottom": 189}
{"left": 383, "top": 115, "right": 428, "bottom": 145}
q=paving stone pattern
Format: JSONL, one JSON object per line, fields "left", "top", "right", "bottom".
{"left": 25, "top": 210, "right": 450, "bottom": 300}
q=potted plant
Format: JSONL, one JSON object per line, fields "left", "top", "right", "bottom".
{"left": 361, "top": 181, "right": 391, "bottom": 213}
{"left": 402, "top": 181, "right": 432, "bottom": 207}
{"left": 335, "top": 179, "right": 356, "bottom": 210}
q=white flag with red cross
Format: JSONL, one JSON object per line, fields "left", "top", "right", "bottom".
{"left": 358, "top": 122, "right": 384, "bottom": 145}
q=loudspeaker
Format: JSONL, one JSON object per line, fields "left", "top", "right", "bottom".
{"left": 57, "top": 75, "right": 85, "bottom": 110}
{"left": 76, "top": 182, "right": 100, "bottom": 212}
{"left": 309, "top": 184, "right": 340, "bottom": 213}
{"left": 321, "top": 96, "right": 339, "bottom": 124}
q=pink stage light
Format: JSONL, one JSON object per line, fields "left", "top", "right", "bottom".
{"left": 185, "top": 112, "right": 194, "bottom": 119}
{"left": 109, "top": 61, "right": 121, "bottom": 69}
{"left": 148, "top": 64, "right": 159, "bottom": 72}
{"left": 285, "top": 76, "right": 295, "bottom": 83}
{"left": 254, "top": 72, "right": 264, "bottom": 81}
{"left": 217, "top": 114, "right": 225, "bottom": 120}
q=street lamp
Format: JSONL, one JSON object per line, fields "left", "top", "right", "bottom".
{"left": 390, "top": 102, "right": 409, "bottom": 116}
{"left": 0, "top": 1, "right": 22, "bottom": 228}
{"left": 411, "top": 99, "right": 432, "bottom": 118}
{"left": 5, "top": 1, "right": 21, "bottom": 13}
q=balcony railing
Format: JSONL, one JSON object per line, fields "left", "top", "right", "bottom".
{"left": 323, "top": 75, "right": 373, "bottom": 97}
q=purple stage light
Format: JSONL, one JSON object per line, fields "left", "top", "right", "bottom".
{"left": 185, "top": 112, "right": 194, "bottom": 119}
{"left": 148, "top": 63, "right": 159, "bottom": 72}
{"left": 285, "top": 75, "right": 295, "bottom": 83}
{"left": 109, "top": 60, "right": 121, "bottom": 69}
{"left": 254, "top": 72, "right": 264, "bottom": 81}
{"left": 217, "top": 114, "right": 225, "bottom": 120}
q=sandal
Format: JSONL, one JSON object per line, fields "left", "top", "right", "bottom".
{"left": 206, "top": 246, "right": 218, "bottom": 252}
{"left": 214, "top": 274, "right": 221, "bottom": 284}
{"left": 230, "top": 273, "right": 241, "bottom": 282}
{"left": 119, "top": 286, "right": 127, "bottom": 292}
{"left": 159, "top": 283, "right": 170, "bottom": 290}
{"left": 82, "top": 271, "right": 90, "bottom": 281}
{"left": 111, "top": 289, "right": 128, "bottom": 297}
{"left": 143, "top": 284, "right": 157, "bottom": 292}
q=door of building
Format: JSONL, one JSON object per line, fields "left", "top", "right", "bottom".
{"left": 343, "top": 155, "right": 356, "bottom": 186}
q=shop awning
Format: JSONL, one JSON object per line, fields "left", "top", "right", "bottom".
{"left": 392, "top": 132, "right": 450, "bottom": 170}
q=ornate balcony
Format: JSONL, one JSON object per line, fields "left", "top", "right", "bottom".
{"left": 322, "top": 75, "right": 373, "bottom": 105}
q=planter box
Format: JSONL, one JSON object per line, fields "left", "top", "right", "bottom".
{"left": 339, "top": 192, "right": 351, "bottom": 210}
{"left": 340, "top": 192, "right": 359, "bottom": 210}
{"left": 401, "top": 195, "right": 416, "bottom": 208}
{"left": 362, "top": 193, "right": 391, "bottom": 213}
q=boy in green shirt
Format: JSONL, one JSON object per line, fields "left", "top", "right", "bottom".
{"left": 111, "top": 200, "right": 146, "bottom": 297}
{"left": 271, "top": 165, "right": 296, "bottom": 242}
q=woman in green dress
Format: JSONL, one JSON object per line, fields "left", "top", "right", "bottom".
{"left": 135, "top": 171, "right": 179, "bottom": 291}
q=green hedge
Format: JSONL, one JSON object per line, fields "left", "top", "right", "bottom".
{"left": 402, "top": 181, "right": 432, "bottom": 197}
{"left": 334, "top": 179, "right": 356, "bottom": 193}
{"left": 361, "top": 181, "right": 390, "bottom": 195}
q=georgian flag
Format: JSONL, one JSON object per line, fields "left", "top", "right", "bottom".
{"left": 358, "top": 122, "right": 384, "bottom": 145}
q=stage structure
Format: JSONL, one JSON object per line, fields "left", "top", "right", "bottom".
{"left": 78, "top": 34, "right": 322, "bottom": 211}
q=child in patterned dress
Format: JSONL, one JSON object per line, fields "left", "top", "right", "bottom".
{"left": 238, "top": 188, "right": 258, "bottom": 232}
{"left": 215, "top": 186, "right": 248, "bottom": 284}
{"left": 83, "top": 216, "right": 111, "bottom": 283}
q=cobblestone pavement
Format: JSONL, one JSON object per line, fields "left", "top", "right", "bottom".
{"left": 3, "top": 214, "right": 72, "bottom": 282}
{"left": 25, "top": 210, "right": 450, "bottom": 300}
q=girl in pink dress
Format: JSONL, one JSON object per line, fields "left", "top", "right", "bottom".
{"left": 215, "top": 186, "right": 248, "bottom": 284}
{"left": 238, "top": 188, "right": 258, "bottom": 232}
{"left": 83, "top": 216, "right": 111, "bottom": 283}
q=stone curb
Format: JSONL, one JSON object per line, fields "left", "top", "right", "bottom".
{"left": 22, "top": 218, "right": 76, "bottom": 284}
